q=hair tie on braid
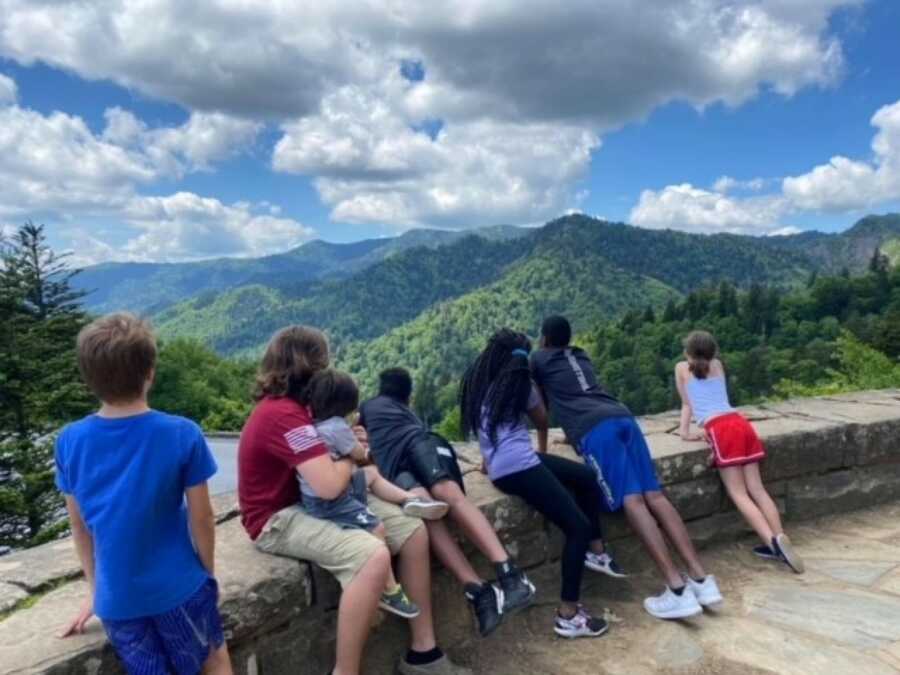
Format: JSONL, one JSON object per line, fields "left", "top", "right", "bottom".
{"left": 511, "top": 348, "right": 529, "bottom": 358}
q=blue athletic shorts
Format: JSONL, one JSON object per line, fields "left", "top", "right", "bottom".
{"left": 580, "top": 416, "right": 661, "bottom": 512}
{"left": 102, "top": 578, "right": 224, "bottom": 675}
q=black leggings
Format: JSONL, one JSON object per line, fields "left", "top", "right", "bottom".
{"left": 493, "top": 454, "right": 604, "bottom": 603}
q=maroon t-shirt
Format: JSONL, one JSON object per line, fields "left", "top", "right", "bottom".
{"left": 238, "top": 396, "right": 328, "bottom": 540}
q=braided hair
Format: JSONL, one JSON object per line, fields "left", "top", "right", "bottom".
{"left": 460, "top": 328, "right": 533, "bottom": 444}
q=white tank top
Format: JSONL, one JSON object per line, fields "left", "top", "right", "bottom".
{"left": 685, "top": 375, "right": 734, "bottom": 425}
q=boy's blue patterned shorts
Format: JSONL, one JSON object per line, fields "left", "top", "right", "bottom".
{"left": 102, "top": 578, "right": 224, "bottom": 675}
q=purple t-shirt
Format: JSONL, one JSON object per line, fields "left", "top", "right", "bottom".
{"left": 479, "top": 386, "right": 543, "bottom": 481}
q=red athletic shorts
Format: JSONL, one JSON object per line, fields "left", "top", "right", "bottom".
{"left": 704, "top": 413, "right": 766, "bottom": 467}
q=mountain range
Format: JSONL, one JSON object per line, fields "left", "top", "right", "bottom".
{"left": 73, "top": 213, "right": 900, "bottom": 390}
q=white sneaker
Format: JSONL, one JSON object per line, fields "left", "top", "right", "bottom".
{"left": 643, "top": 585, "right": 702, "bottom": 620}
{"left": 685, "top": 574, "right": 723, "bottom": 608}
{"left": 584, "top": 551, "right": 628, "bottom": 578}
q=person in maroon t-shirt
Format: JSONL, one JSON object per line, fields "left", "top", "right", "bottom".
{"left": 238, "top": 326, "right": 470, "bottom": 675}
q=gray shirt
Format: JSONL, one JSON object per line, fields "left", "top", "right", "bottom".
{"left": 298, "top": 416, "right": 358, "bottom": 501}
{"left": 530, "top": 347, "right": 631, "bottom": 446}
{"left": 358, "top": 395, "right": 429, "bottom": 479}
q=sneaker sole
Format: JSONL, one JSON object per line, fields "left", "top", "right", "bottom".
{"left": 497, "top": 579, "right": 536, "bottom": 615}
{"left": 554, "top": 623, "right": 610, "bottom": 639}
{"left": 585, "top": 562, "right": 629, "bottom": 578}
{"left": 775, "top": 534, "right": 805, "bottom": 574}
{"left": 644, "top": 602, "right": 703, "bottom": 620}
{"left": 402, "top": 502, "right": 449, "bottom": 520}
{"left": 379, "top": 602, "right": 421, "bottom": 619}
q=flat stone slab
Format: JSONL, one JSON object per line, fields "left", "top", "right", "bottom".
{"left": 747, "top": 584, "right": 900, "bottom": 650}
{"left": 0, "top": 539, "right": 81, "bottom": 592}
{"left": 805, "top": 559, "right": 898, "bottom": 587}
{"left": 0, "top": 582, "right": 27, "bottom": 613}
{"left": 0, "top": 580, "right": 109, "bottom": 674}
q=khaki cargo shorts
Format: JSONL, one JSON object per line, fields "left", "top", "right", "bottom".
{"left": 254, "top": 496, "right": 423, "bottom": 588}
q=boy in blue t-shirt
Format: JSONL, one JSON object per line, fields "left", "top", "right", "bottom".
{"left": 56, "top": 313, "right": 232, "bottom": 675}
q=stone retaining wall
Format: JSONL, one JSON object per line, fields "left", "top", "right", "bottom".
{"left": 2, "top": 391, "right": 900, "bottom": 674}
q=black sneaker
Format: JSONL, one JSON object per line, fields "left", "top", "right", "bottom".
{"left": 752, "top": 544, "right": 779, "bottom": 561}
{"left": 496, "top": 562, "right": 536, "bottom": 614}
{"left": 464, "top": 582, "right": 503, "bottom": 637}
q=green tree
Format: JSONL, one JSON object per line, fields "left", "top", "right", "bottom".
{"left": 0, "top": 223, "right": 93, "bottom": 548}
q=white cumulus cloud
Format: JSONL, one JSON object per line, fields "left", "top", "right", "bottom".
{"left": 782, "top": 99, "right": 900, "bottom": 211}
{"left": 631, "top": 98, "right": 900, "bottom": 234}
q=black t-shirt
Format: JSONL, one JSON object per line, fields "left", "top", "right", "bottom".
{"left": 358, "top": 395, "right": 429, "bottom": 478}
{"left": 530, "top": 347, "right": 631, "bottom": 446}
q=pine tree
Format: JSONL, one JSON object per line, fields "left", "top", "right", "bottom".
{"left": 0, "top": 223, "right": 93, "bottom": 548}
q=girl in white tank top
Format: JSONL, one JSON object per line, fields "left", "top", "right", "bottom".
{"left": 675, "top": 331, "right": 804, "bottom": 574}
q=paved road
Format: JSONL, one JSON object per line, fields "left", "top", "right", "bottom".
{"left": 451, "top": 501, "right": 900, "bottom": 675}
{"left": 207, "top": 436, "right": 238, "bottom": 495}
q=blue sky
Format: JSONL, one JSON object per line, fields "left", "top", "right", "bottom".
{"left": 0, "top": 0, "right": 898, "bottom": 264}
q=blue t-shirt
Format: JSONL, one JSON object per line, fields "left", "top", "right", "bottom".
{"left": 55, "top": 410, "right": 217, "bottom": 621}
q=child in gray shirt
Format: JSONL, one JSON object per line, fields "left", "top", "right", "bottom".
{"left": 301, "top": 369, "right": 448, "bottom": 618}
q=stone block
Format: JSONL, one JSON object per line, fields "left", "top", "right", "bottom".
{"left": 756, "top": 416, "right": 848, "bottom": 482}
{"left": 215, "top": 519, "right": 312, "bottom": 641}
{"left": 664, "top": 475, "right": 723, "bottom": 521}
{"left": 0, "top": 581, "right": 28, "bottom": 613}
{"left": 0, "top": 580, "right": 114, "bottom": 674}
{"left": 786, "top": 464, "right": 900, "bottom": 521}
{"left": 211, "top": 490, "right": 240, "bottom": 523}
{"left": 686, "top": 511, "right": 755, "bottom": 549}
{"left": 0, "top": 537, "right": 81, "bottom": 592}
{"left": 844, "top": 419, "right": 900, "bottom": 467}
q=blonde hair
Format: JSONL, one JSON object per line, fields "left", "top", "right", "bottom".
{"left": 77, "top": 313, "right": 156, "bottom": 403}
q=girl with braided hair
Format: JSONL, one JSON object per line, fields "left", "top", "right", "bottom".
{"left": 460, "top": 328, "right": 626, "bottom": 639}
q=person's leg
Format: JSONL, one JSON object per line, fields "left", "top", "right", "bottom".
{"left": 202, "top": 645, "right": 233, "bottom": 675}
{"left": 429, "top": 479, "right": 508, "bottom": 563}
{"left": 494, "top": 463, "right": 590, "bottom": 615}
{"left": 623, "top": 493, "right": 683, "bottom": 588}
{"left": 644, "top": 491, "right": 706, "bottom": 580}
{"left": 742, "top": 463, "right": 784, "bottom": 536}
{"left": 254, "top": 506, "right": 389, "bottom": 675}
{"left": 370, "top": 522, "right": 401, "bottom": 591}
{"left": 403, "top": 485, "right": 481, "bottom": 585}
{"left": 395, "top": 525, "right": 437, "bottom": 652}
{"left": 540, "top": 454, "right": 606, "bottom": 555}
{"left": 719, "top": 465, "right": 775, "bottom": 545}
{"left": 365, "top": 465, "right": 414, "bottom": 505}
{"left": 335, "top": 547, "right": 391, "bottom": 675}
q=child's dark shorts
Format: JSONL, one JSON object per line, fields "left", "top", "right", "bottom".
{"left": 392, "top": 432, "right": 466, "bottom": 494}
{"left": 102, "top": 577, "right": 224, "bottom": 675}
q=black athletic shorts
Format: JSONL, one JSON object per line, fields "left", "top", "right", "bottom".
{"left": 392, "top": 432, "right": 466, "bottom": 494}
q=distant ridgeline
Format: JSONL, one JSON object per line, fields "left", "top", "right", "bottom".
{"left": 71, "top": 213, "right": 900, "bottom": 428}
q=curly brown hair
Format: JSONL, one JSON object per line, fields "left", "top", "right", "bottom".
{"left": 254, "top": 326, "right": 330, "bottom": 401}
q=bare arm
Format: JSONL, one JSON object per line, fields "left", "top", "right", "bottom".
{"left": 297, "top": 453, "right": 355, "bottom": 500}
{"left": 675, "top": 364, "right": 703, "bottom": 441}
{"left": 186, "top": 482, "right": 216, "bottom": 576}
{"left": 60, "top": 496, "right": 96, "bottom": 637}
{"left": 528, "top": 401, "right": 550, "bottom": 454}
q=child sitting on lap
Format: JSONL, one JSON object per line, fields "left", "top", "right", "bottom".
{"left": 301, "top": 369, "right": 449, "bottom": 618}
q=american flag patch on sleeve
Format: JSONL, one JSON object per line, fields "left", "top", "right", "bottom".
{"left": 284, "top": 425, "right": 321, "bottom": 454}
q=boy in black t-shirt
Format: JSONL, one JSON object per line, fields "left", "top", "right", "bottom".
{"left": 532, "top": 316, "right": 723, "bottom": 621}
{"left": 360, "top": 368, "right": 535, "bottom": 638}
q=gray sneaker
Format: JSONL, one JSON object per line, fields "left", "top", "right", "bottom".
{"left": 380, "top": 587, "right": 420, "bottom": 619}
{"left": 773, "top": 534, "right": 805, "bottom": 574}
{"left": 397, "top": 654, "right": 474, "bottom": 675}
{"left": 402, "top": 496, "right": 449, "bottom": 520}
